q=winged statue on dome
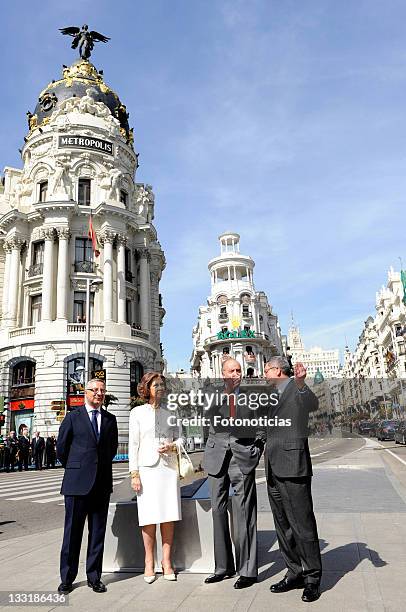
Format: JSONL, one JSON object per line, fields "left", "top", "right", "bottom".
{"left": 59, "top": 24, "right": 110, "bottom": 59}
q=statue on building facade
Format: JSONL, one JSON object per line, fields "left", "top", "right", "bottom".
{"left": 60, "top": 25, "right": 110, "bottom": 59}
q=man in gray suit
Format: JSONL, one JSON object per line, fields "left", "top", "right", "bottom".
{"left": 264, "top": 356, "right": 322, "bottom": 603}
{"left": 204, "top": 358, "right": 265, "bottom": 589}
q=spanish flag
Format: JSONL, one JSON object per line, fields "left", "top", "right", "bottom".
{"left": 88, "top": 212, "right": 100, "bottom": 257}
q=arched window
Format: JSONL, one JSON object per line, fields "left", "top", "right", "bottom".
{"left": 130, "top": 361, "right": 144, "bottom": 397}
{"left": 10, "top": 360, "right": 36, "bottom": 401}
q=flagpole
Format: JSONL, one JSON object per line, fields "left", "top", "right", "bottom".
{"left": 85, "top": 277, "right": 91, "bottom": 385}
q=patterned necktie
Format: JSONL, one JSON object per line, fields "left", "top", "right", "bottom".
{"left": 229, "top": 394, "right": 236, "bottom": 418}
{"left": 91, "top": 409, "right": 100, "bottom": 441}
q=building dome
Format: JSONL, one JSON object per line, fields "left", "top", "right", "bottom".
{"left": 28, "top": 59, "right": 131, "bottom": 141}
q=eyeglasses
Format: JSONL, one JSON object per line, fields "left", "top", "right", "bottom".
{"left": 264, "top": 366, "right": 279, "bottom": 373}
{"left": 86, "top": 388, "right": 106, "bottom": 395}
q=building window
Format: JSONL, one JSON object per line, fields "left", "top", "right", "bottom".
{"left": 120, "top": 190, "right": 128, "bottom": 207}
{"left": 125, "top": 247, "right": 133, "bottom": 282}
{"left": 30, "top": 295, "right": 42, "bottom": 325}
{"left": 28, "top": 241, "right": 44, "bottom": 277}
{"left": 39, "top": 180, "right": 48, "bottom": 202}
{"left": 78, "top": 178, "right": 91, "bottom": 206}
{"left": 74, "top": 238, "right": 94, "bottom": 272}
{"left": 126, "top": 299, "right": 132, "bottom": 324}
{"left": 66, "top": 356, "right": 103, "bottom": 407}
{"left": 130, "top": 361, "right": 144, "bottom": 397}
{"left": 10, "top": 360, "right": 36, "bottom": 404}
{"left": 73, "top": 291, "right": 94, "bottom": 323}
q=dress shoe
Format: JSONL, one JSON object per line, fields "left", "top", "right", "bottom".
{"left": 301, "top": 584, "right": 321, "bottom": 602}
{"left": 204, "top": 572, "right": 235, "bottom": 584}
{"left": 57, "top": 583, "right": 73, "bottom": 594}
{"left": 270, "top": 575, "right": 305, "bottom": 593}
{"left": 234, "top": 576, "right": 256, "bottom": 589}
{"left": 143, "top": 574, "right": 156, "bottom": 584}
{"left": 161, "top": 564, "right": 177, "bottom": 581}
{"left": 87, "top": 579, "right": 107, "bottom": 593}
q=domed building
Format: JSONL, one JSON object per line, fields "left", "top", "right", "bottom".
{"left": 191, "top": 232, "right": 283, "bottom": 378}
{"left": 0, "top": 50, "right": 165, "bottom": 442}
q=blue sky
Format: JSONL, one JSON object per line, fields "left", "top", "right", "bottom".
{"left": 1, "top": 1, "right": 406, "bottom": 370}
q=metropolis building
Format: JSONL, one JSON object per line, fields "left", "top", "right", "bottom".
{"left": 0, "top": 50, "right": 165, "bottom": 440}
{"left": 191, "top": 232, "right": 283, "bottom": 378}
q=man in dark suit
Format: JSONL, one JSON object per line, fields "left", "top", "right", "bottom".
{"left": 4, "top": 431, "right": 18, "bottom": 472}
{"left": 31, "top": 431, "right": 45, "bottom": 470}
{"left": 18, "top": 427, "right": 31, "bottom": 471}
{"left": 204, "top": 358, "right": 265, "bottom": 589}
{"left": 56, "top": 378, "right": 118, "bottom": 595}
{"left": 264, "top": 356, "right": 322, "bottom": 603}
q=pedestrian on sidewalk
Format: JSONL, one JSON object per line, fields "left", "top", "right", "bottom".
{"left": 264, "top": 358, "right": 322, "bottom": 603}
{"left": 45, "top": 434, "right": 56, "bottom": 468}
{"left": 17, "top": 427, "right": 30, "bottom": 471}
{"left": 31, "top": 431, "right": 45, "bottom": 470}
{"left": 129, "top": 373, "right": 185, "bottom": 584}
{"left": 4, "top": 430, "right": 18, "bottom": 472}
{"left": 203, "top": 358, "right": 266, "bottom": 590}
{"left": 56, "top": 378, "right": 118, "bottom": 595}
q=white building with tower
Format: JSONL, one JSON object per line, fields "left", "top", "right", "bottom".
{"left": 191, "top": 232, "right": 283, "bottom": 378}
{"left": 0, "top": 45, "right": 165, "bottom": 441}
{"left": 287, "top": 323, "right": 340, "bottom": 378}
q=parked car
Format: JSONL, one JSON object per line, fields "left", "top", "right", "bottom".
{"left": 368, "top": 421, "right": 379, "bottom": 437}
{"left": 358, "top": 421, "right": 375, "bottom": 436}
{"left": 376, "top": 420, "right": 398, "bottom": 441}
{"left": 394, "top": 420, "right": 406, "bottom": 445}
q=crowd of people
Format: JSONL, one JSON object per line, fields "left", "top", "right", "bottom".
{"left": 1, "top": 429, "right": 57, "bottom": 472}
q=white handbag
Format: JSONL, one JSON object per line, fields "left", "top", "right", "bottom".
{"left": 177, "top": 442, "right": 195, "bottom": 484}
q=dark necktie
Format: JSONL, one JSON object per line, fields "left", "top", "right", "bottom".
{"left": 91, "top": 409, "right": 100, "bottom": 441}
{"left": 229, "top": 394, "right": 236, "bottom": 418}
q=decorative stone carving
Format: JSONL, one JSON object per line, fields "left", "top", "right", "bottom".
{"left": 5, "top": 236, "right": 25, "bottom": 251}
{"left": 114, "top": 345, "right": 127, "bottom": 368}
{"left": 135, "top": 184, "right": 154, "bottom": 219}
{"left": 43, "top": 345, "right": 57, "bottom": 367}
{"left": 116, "top": 233, "right": 127, "bottom": 246}
{"left": 50, "top": 156, "right": 72, "bottom": 197}
{"left": 99, "top": 228, "right": 116, "bottom": 245}
{"left": 137, "top": 248, "right": 151, "bottom": 262}
{"left": 40, "top": 227, "right": 56, "bottom": 241}
{"left": 56, "top": 227, "right": 71, "bottom": 240}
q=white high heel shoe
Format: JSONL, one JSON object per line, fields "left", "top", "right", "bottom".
{"left": 144, "top": 574, "right": 156, "bottom": 584}
{"left": 161, "top": 564, "right": 177, "bottom": 581}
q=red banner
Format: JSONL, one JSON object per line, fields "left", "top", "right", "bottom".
{"left": 10, "top": 399, "right": 35, "bottom": 411}
{"left": 67, "top": 395, "right": 84, "bottom": 408}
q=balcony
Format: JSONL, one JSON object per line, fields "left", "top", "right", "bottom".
{"left": 9, "top": 326, "right": 35, "bottom": 338}
{"left": 242, "top": 310, "right": 252, "bottom": 319}
{"left": 27, "top": 263, "right": 43, "bottom": 278}
{"left": 74, "top": 261, "right": 95, "bottom": 273}
{"left": 218, "top": 313, "right": 229, "bottom": 323}
{"left": 10, "top": 384, "right": 35, "bottom": 400}
{"left": 67, "top": 324, "right": 104, "bottom": 334}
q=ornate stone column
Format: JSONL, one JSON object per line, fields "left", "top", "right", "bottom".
{"left": 100, "top": 229, "right": 115, "bottom": 322}
{"left": 41, "top": 227, "right": 55, "bottom": 321}
{"left": 1, "top": 242, "right": 12, "bottom": 325}
{"left": 139, "top": 248, "right": 151, "bottom": 331}
{"left": 56, "top": 227, "right": 70, "bottom": 320}
{"left": 6, "top": 236, "right": 25, "bottom": 327}
{"left": 116, "top": 234, "right": 127, "bottom": 324}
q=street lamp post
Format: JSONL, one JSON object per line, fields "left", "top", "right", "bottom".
{"left": 84, "top": 277, "right": 103, "bottom": 385}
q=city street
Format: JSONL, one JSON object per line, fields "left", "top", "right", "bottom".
{"left": 2, "top": 431, "right": 406, "bottom": 610}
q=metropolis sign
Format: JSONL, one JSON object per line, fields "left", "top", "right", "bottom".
{"left": 58, "top": 135, "right": 113, "bottom": 155}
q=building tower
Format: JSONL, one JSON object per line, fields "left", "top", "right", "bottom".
{"left": 0, "top": 36, "right": 165, "bottom": 441}
{"left": 191, "top": 232, "right": 283, "bottom": 378}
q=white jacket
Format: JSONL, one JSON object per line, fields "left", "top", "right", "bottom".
{"left": 128, "top": 403, "right": 184, "bottom": 472}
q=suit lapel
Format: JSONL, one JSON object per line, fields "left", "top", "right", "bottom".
{"left": 277, "top": 379, "right": 295, "bottom": 410}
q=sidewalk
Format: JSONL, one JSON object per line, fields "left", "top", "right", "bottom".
{"left": 1, "top": 438, "right": 406, "bottom": 611}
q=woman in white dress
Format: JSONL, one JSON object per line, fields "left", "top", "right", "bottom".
{"left": 129, "top": 372, "right": 184, "bottom": 583}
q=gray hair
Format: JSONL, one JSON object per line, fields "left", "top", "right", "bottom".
{"left": 265, "top": 356, "right": 291, "bottom": 376}
{"left": 221, "top": 357, "right": 240, "bottom": 374}
{"left": 86, "top": 378, "right": 106, "bottom": 388}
